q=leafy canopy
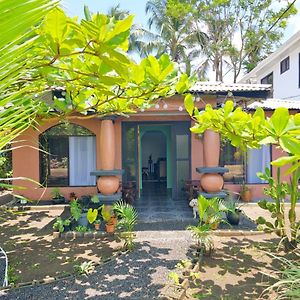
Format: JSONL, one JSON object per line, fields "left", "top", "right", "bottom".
{"left": 1, "top": 6, "right": 191, "bottom": 150}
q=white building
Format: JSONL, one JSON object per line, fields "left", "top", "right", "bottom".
{"left": 240, "top": 31, "right": 300, "bottom": 100}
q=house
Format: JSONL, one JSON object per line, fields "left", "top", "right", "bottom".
{"left": 240, "top": 30, "right": 300, "bottom": 100}
{"left": 12, "top": 81, "right": 289, "bottom": 203}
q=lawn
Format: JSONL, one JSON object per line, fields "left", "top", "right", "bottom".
{"left": 0, "top": 207, "right": 122, "bottom": 284}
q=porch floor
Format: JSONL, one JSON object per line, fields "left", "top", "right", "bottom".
{"left": 134, "top": 182, "right": 194, "bottom": 222}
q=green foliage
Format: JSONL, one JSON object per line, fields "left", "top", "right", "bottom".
{"left": 74, "top": 225, "right": 88, "bottom": 232}
{"left": 91, "top": 195, "right": 100, "bottom": 204}
{"left": 188, "top": 100, "right": 300, "bottom": 251}
{"left": 51, "top": 187, "right": 63, "bottom": 199}
{"left": 70, "top": 199, "right": 82, "bottom": 221}
{"left": 7, "top": 265, "right": 20, "bottom": 285}
{"left": 187, "top": 223, "right": 214, "bottom": 258}
{"left": 101, "top": 205, "right": 113, "bottom": 223}
{"left": 261, "top": 251, "right": 300, "bottom": 299}
{"left": 166, "top": 0, "right": 297, "bottom": 81}
{"left": 113, "top": 200, "right": 138, "bottom": 251}
{"left": 53, "top": 217, "right": 71, "bottom": 233}
{"left": 74, "top": 261, "right": 95, "bottom": 275}
{"left": 87, "top": 208, "right": 98, "bottom": 224}
{"left": 168, "top": 271, "right": 180, "bottom": 286}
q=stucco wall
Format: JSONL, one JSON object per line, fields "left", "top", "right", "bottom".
{"left": 12, "top": 117, "right": 102, "bottom": 200}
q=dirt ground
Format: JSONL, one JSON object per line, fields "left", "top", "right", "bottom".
{"left": 0, "top": 207, "right": 122, "bottom": 284}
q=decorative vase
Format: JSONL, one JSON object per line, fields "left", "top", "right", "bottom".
{"left": 97, "top": 176, "right": 119, "bottom": 195}
{"left": 200, "top": 173, "right": 224, "bottom": 193}
{"left": 100, "top": 120, "right": 115, "bottom": 170}
{"left": 203, "top": 129, "right": 220, "bottom": 167}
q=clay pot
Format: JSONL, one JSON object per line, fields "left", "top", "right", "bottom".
{"left": 105, "top": 222, "right": 115, "bottom": 233}
{"left": 100, "top": 120, "right": 115, "bottom": 170}
{"left": 94, "top": 223, "right": 100, "bottom": 231}
{"left": 97, "top": 176, "right": 119, "bottom": 195}
{"left": 200, "top": 173, "right": 224, "bottom": 193}
{"left": 241, "top": 190, "right": 252, "bottom": 202}
{"left": 203, "top": 130, "right": 220, "bottom": 167}
{"left": 111, "top": 216, "right": 118, "bottom": 226}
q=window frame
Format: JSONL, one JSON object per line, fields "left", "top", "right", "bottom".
{"left": 280, "top": 56, "right": 290, "bottom": 74}
{"left": 261, "top": 72, "right": 273, "bottom": 85}
{"left": 39, "top": 124, "right": 96, "bottom": 188}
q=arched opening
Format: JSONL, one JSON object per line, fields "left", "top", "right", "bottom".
{"left": 39, "top": 123, "right": 96, "bottom": 187}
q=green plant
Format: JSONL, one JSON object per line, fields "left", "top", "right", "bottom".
{"left": 87, "top": 208, "right": 98, "bottom": 224}
{"left": 7, "top": 265, "right": 20, "bottom": 285}
{"left": 91, "top": 195, "right": 99, "bottom": 204}
{"left": 51, "top": 187, "right": 63, "bottom": 199}
{"left": 256, "top": 167, "right": 299, "bottom": 251}
{"left": 187, "top": 223, "right": 214, "bottom": 261}
{"left": 74, "top": 225, "right": 88, "bottom": 232}
{"left": 113, "top": 200, "right": 138, "bottom": 250}
{"left": 70, "top": 199, "right": 82, "bottom": 221}
{"left": 261, "top": 251, "right": 300, "bottom": 299}
{"left": 101, "top": 205, "right": 113, "bottom": 224}
{"left": 186, "top": 100, "right": 300, "bottom": 251}
{"left": 53, "top": 217, "right": 71, "bottom": 233}
{"left": 240, "top": 182, "right": 249, "bottom": 193}
{"left": 168, "top": 271, "right": 180, "bottom": 286}
{"left": 74, "top": 261, "right": 95, "bottom": 275}
{"left": 94, "top": 219, "right": 101, "bottom": 225}
{"left": 197, "top": 195, "right": 227, "bottom": 228}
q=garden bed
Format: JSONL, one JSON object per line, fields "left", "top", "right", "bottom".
{"left": 0, "top": 208, "right": 122, "bottom": 285}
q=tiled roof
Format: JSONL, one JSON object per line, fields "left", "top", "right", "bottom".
{"left": 189, "top": 82, "right": 271, "bottom": 93}
{"left": 248, "top": 98, "right": 300, "bottom": 110}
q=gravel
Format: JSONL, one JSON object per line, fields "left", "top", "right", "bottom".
{"left": 0, "top": 230, "right": 193, "bottom": 300}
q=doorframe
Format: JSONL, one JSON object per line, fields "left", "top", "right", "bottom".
{"left": 122, "top": 121, "right": 191, "bottom": 199}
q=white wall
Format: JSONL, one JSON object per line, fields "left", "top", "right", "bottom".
{"left": 244, "top": 45, "right": 300, "bottom": 99}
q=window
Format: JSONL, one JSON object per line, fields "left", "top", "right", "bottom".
{"left": 220, "top": 141, "right": 245, "bottom": 183}
{"left": 280, "top": 56, "right": 290, "bottom": 74}
{"left": 246, "top": 145, "right": 271, "bottom": 184}
{"left": 40, "top": 123, "right": 96, "bottom": 187}
{"left": 261, "top": 72, "right": 273, "bottom": 85}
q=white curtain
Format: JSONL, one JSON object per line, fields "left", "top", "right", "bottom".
{"left": 247, "top": 145, "right": 271, "bottom": 183}
{"left": 69, "top": 136, "right": 96, "bottom": 186}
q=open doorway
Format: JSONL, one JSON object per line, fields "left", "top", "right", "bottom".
{"left": 139, "top": 125, "right": 171, "bottom": 198}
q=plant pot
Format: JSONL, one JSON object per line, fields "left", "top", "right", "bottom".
{"left": 53, "top": 231, "right": 60, "bottom": 238}
{"left": 111, "top": 216, "right": 118, "bottom": 226}
{"left": 78, "top": 212, "right": 88, "bottom": 227}
{"left": 226, "top": 210, "right": 241, "bottom": 225}
{"left": 52, "top": 197, "right": 65, "bottom": 204}
{"left": 94, "top": 223, "right": 100, "bottom": 231}
{"left": 241, "top": 190, "right": 252, "bottom": 202}
{"left": 105, "top": 223, "right": 115, "bottom": 233}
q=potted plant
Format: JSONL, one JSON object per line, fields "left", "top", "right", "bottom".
{"left": 53, "top": 217, "right": 71, "bottom": 237}
{"left": 224, "top": 198, "right": 243, "bottom": 225}
{"left": 101, "top": 205, "right": 116, "bottom": 233}
{"left": 240, "top": 183, "right": 252, "bottom": 202}
{"left": 94, "top": 219, "right": 101, "bottom": 231}
{"left": 51, "top": 188, "right": 65, "bottom": 204}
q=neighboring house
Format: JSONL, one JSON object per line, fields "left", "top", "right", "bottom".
{"left": 13, "top": 82, "right": 290, "bottom": 202}
{"left": 240, "top": 30, "right": 300, "bottom": 100}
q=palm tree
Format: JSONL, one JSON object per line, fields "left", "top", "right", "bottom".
{"left": 131, "top": 0, "right": 208, "bottom": 76}
{"left": 107, "top": 4, "right": 130, "bottom": 20}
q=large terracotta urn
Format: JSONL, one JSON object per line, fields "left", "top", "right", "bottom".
{"left": 100, "top": 119, "right": 115, "bottom": 170}
{"left": 200, "top": 173, "right": 224, "bottom": 193}
{"left": 203, "top": 129, "right": 220, "bottom": 167}
{"left": 97, "top": 176, "right": 119, "bottom": 195}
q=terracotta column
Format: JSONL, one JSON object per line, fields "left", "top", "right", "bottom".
{"left": 97, "top": 119, "right": 119, "bottom": 195}
{"left": 201, "top": 129, "right": 224, "bottom": 193}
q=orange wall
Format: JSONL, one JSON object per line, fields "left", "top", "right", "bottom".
{"left": 13, "top": 98, "right": 295, "bottom": 201}
{"left": 13, "top": 117, "right": 102, "bottom": 201}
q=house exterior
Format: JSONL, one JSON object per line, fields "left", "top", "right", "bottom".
{"left": 12, "top": 82, "right": 291, "bottom": 202}
{"left": 240, "top": 30, "right": 300, "bottom": 100}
